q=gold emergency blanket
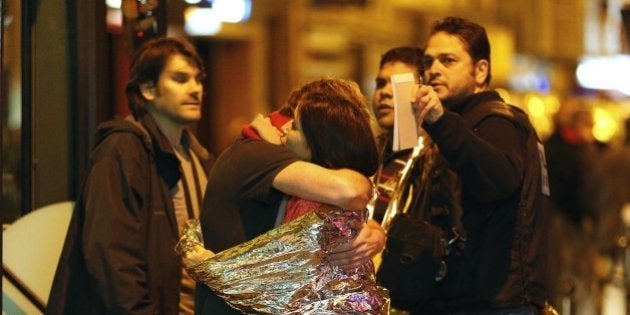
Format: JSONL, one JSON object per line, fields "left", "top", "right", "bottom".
{"left": 178, "top": 205, "right": 389, "bottom": 314}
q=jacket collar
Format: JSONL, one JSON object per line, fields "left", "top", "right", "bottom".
{"left": 452, "top": 90, "right": 503, "bottom": 115}
{"left": 129, "top": 114, "right": 182, "bottom": 189}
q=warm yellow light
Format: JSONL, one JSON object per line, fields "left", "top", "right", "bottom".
{"left": 532, "top": 116, "right": 552, "bottom": 139}
{"left": 592, "top": 107, "right": 617, "bottom": 143}
{"left": 527, "top": 95, "right": 546, "bottom": 117}
{"left": 495, "top": 88, "right": 512, "bottom": 104}
{"left": 543, "top": 95, "right": 560, "bottom": 115}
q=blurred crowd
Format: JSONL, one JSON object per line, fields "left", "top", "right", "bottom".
{"left": 544, "top": 99, "right": 630, "bottom": 314}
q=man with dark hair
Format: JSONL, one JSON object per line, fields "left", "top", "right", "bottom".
{"left": 371, "top": 47, "right": 466, "bottom": 313}
{"left": 403, "top": 16, "right": 550, "bottom": 314}
{"left": 47, "top": 37, "right": 214, "bottom": 314}
{"left": 370, "top": 46, "right": 425, "bottom": 223}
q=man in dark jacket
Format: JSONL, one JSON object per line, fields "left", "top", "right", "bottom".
{"left": 47, "top": 37, "right": 213, "bottom": 314}
{"left": 408, "top": 17, "right": 550, "bottom": 314}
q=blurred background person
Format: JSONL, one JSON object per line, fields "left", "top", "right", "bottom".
{"left": 589, "top": 116, "right": 630, "bottom": 315}
{"left": 543, "top": 99, "right": 603, "bottom": 313}
{"left": 545, "top": 99, "right": 598, "bottom": 229}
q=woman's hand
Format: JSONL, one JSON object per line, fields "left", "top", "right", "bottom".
{"left": 250, "top": 114, "right": 285, "bottom": 145}
{"left": 326, "top": 219, "right": 386, "bottom": 269}
{"left": 183, "top": 244, "right": 215, "bottom": 267}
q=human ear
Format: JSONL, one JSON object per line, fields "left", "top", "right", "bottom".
{"left": 139, "top": 82, "right": 156, "bottom": 101}
{"left": 474, "top": 59, "right": 489, "bottom": 85}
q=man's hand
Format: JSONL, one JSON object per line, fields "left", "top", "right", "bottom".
{"left": 326, "top": 219, "right": 386, "bottom": 269}
{"left": 411, "top": 84, "right": 444, "bottom": 124}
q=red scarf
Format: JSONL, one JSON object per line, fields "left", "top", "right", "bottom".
{"left": 241, "top": 111, "right": 292, "bottom": 140}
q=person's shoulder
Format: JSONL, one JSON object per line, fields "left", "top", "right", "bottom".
{"left": 476, "top": 98, "right": 513, "bottom": 117}
{"left": 465, "top": 92, "right": 533, "bottom": 131}
{"left": 96, "top": 116, "right": 141, "bottom": 131}
{"left": 208, "top": 138, "right": 300, "bottom": 186}
{"left": 227, "top": 137, "right": 295, "bottom": 155}
{"left": 91, "top": 118, "right": 151, "bottom": 158}
{"left": 214, "top": 138, "right": 299, "bottom": 167}
{"left": 95, "top": 117, "right": 147, "bottom": 141}
{"left": 463, "top": 100, "right": 511, "bottom": 127}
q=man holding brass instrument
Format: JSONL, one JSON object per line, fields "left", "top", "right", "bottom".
{"left": 375, "top": 17, "right": 551, "bottom": 314}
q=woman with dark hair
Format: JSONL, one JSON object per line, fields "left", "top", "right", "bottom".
{"left": 179, "top": 78, "right": 388, "bottom": 314}
{"left": 294, "top": 87, "right": 379, "bottom": 175}
{"left": 280, "top": 78, "right": 379, "bottom": 223}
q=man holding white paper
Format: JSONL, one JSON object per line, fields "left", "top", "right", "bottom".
{"left": 408, "top": 16, "right": 550, "bottom": 314}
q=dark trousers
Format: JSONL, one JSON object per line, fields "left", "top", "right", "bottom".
{"left": 194, "top": 283, "right": 241, "bottom": 315}
{"left": 448, "top": 305, "right": 539, "bottom": 315}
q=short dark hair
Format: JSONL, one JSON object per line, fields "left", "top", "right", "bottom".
{"left": 431, "top": 16, "right": 492, "bottom": 85}
{"left": 293, "top": 78, "right": 379, "bottom": 177}
{"left": 379, "top": 46, "right": 424, "bottom": 80}
{"left": 125, "top": 37, "right": 205, "bottom": 119}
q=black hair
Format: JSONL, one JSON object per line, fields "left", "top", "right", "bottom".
{"left": 431, "top": 16, "right": 492, "bottom": 85}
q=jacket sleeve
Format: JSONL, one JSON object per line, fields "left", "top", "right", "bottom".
{"left": 424, "top": 110, "right": 527, "bottom": 203}
{"left": 81, "top": 135, "right": 157, "bottom": 314}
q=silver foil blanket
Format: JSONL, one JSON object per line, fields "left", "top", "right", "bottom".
{"left": 178, "top": 205, "right": 390, "bottom": 314}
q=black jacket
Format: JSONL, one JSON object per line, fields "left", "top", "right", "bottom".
{"left": 421, "top": 91, "right": 549, "bottom": 313}
{"left": 47, "top": 115, "right": 213, "bottom": 314}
